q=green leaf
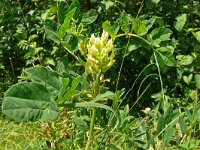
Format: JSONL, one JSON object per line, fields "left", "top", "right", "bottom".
{"left": 81, "top": 9, "right": 98, "bottom": 24}
{"left": 146, "top": 127, "right": 155, "bottom": 148}
{"left": 195, "top": 74, "right": 200, "bottom": 89}
{"left": 102, "top": 20, "right": 115, "bottom": 37}
{"left": 174, "top": 14, "right": 187, "bottom": 32}
{"left": 58, "top": 1, "right": 69, "bottom": 24}
{"left": 62, "top": 76, "right": 83, "bottom": 100}
{"left": 58, "top": 7, "right": 77, "bottom": 39}
{"left": 185, "top": 108, "right": 192, "bottom": 123}
{"left": 179, "top": 117, "right": 187, "bottom": 135}
{"left": 192, "top": 31, "right": 200, "bottom": 43}
{"left": 44, "top": 19, "right": 60, "bottom": 44}
{"left": 164, "top": 106, "right": 174, "bottom": 125}
{"left": 2, "top": 82, "right": 59, "bottom": 122}
{"left": 62, "top": 102, "right": 115, "bottom": 114}
{"left": 69, "top": 0, "right": 80, "bottom": 19}
{"left": 143, "top": 17, "right": 156, "bottom": 30}
{"left": 151, "top": 0, "right": 160, "bottom": 4}
{"left": 117, "top": 12, "right": 129, "bottom": 33}
{"left": 156, "top": 116, "right": 165, "bottom": 139}
{"left": 176, "top": 55, "right": 193, "bottom": 66}
{"left": 91, "top": 91, "right": 114, "bottom": 102}
{"left": 156, "top": 46, "right": 176, "bottom": 67}
{"left": 163, "top": 126, "right": 174, "bottom": 145}
{"left": 183, "top": 74, "right": 193, "bottom": 85}
{"left": 73, "top": 116, "right": 88, "bottom": 132}
{"left": 101, "top": 0, "right": 114, "bottom": 10}
{"left": 149, "top": 27, "right": 172, "bottom": 47}
{"left": 132, "top": 19, "right": 148, "bottom": 36}
{"left": 24, "top": 67, "right": 62, "bottom": 95}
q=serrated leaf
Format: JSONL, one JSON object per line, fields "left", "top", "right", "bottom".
{"left": 176, "top": 55, "right": 193, "bottom": 66}
{"left": 58, "top": 7, "right": 77, "bottom": 39}
{"left": 44, "top": 19, "right": 60, "bottom": 44}
{"left": 150, "top": 27, "right": 172, "bottom": 47}
{"left": 132, "top": 19, "right": 148, "bottom": 36}
{"left": 2, "top": 82, "right": 59, "bottom": 122}
{"left": 174, "top": 13, "right": 187, "bottom": 32}
{"left": 81, "top": 9, "right": 98, "bottom": 24}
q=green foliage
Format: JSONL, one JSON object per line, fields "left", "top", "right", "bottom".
{"left": 1, "top": 0, "right": 200, "bottom": 149}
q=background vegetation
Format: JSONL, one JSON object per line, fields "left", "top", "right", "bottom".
{"left": 0, "top": 0, "right": 199, "bottom": 149}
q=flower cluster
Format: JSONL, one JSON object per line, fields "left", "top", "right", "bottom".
{"left": 78, "top": 30, "right": 115, "bottom": 75}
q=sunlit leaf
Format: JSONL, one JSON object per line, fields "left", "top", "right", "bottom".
{"left": 192, "top": 31, "right": 200, "bottom": 43}
{"left": 132, "top": 19, "right": 148, "bottom": 36}
{"left": 174, "top": 13, "right": 187, "bottom": 32}
{"left": 176, "top": 55, "right": 193, "bottom": 66}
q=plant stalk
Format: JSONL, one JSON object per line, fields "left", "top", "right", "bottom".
{"left": 85, "top": 108, "right": 96, "bottom": 150}
{"left": 85, "top": 71, "right": 101, "bottom": 150}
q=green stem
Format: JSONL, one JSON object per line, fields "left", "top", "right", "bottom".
{"left": 85, "top": 71, "right": 101, "bottom": 150}
{"left": 85, "top": 108, "right": 96, "bottom": 150}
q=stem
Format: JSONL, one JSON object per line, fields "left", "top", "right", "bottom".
{"left": 85, "top": 108, "right": 96, "bottom": 150}
{"left": 85, "top": 71, "right": 101, "bottom": 150}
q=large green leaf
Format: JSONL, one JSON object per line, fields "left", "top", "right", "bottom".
{"left": 149, "top": 27, "right": 172, "bottom": 47}
{"left": 24, "top": 66, "right": 62, "bottom": 95}
{"left": 174, "top": 13, "right": 187, "bottom": 32}
{"left": 58, "top": 7, "right": 77, "bottom": 39}
{"left": 81, "top": 9, "right": 98, "bottom": 24}
{"left": 132, "top": 19, "right": 148, "bottom": 36}
{"left": 2, "top": 82, "right": 59, "bottom": 122}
